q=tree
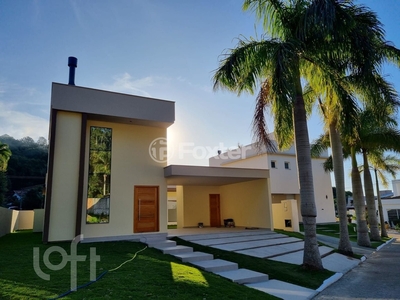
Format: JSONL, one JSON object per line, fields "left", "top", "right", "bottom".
{"left": 311, "top": 130, "right": 353, "bottom": 254}
{"left": 351, "top": 105, "right": 400, "bottom": 241}
{"left": 368, "top": 153, "right": 400, "bottom": 237}
{"left": 213, "top": 0, "right": 400, "bottom": 268}
{"left": 0, "top": 142, "right": 12, "bottom": 171}
{"left": 0, "top": 141, "right": 12, "bottom": 206}
{"left": 21, "top": 186, "right": 45, "bottom": 210}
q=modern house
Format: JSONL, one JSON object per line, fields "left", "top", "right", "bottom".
{"left": 209, "top": 139, "right": 337, "bottom": 225}
{"left": 43, "top": 58, "right": 273, "bottom": 242}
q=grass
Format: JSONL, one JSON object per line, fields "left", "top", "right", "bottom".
{"left": 167, "top": 225, "right": 177, "bottom": 229}
{"left": 300, "top": 223, "right": 392, "bottom": 249}
{"left": 0, "top": 231, "right": 279, "bottom": 299}
{"left": 172, "top": 237, "right": 334, "bottom": 290}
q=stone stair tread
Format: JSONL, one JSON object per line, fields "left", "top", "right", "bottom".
{"left": 191, "top": 259, "right": 238, "bottom": 272}
{"left": 215, "top": 268, "right": 269, "bottom": 284}
{"left": 174, "top": 251, "right": 213, "bottom": 262}
{"left": 162, "top": 245, "right": 193, "bottom": 255}
{"left": 148, "top": 240, "right": 176, "bottom": 248}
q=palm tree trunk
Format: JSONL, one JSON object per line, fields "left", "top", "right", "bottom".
{"left": 362, "top": 151, "right": 381, "bottom": 241}
{"left": 375, "top": 168, "right": 388, "bottom": 237}
{"left": 351, "top": 147, "right": 371, "bottom": 247}
{"left": 293, "top": 75, "right": 323, "bottom": 270}
{"left": 329, "top": 124, "right": 353, "bottom": 255}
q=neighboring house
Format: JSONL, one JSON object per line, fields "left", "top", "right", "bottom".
{"left": 376, "top": 180, "right": 400, "bottom": 226}
{"left": 209, "top": 137, "right": 336, "bottom": 224}
{"left": 43, "top": 58, "right": 273, "bottom": 242}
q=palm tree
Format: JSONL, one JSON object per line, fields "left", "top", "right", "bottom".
{"left": 311, "top": 127, "right": 354, "bottom": 255}
{"left": 213, "top": 0, "right": 400, "bottom": 268}
{"left": 353, "top": 106, "right": 400, "bottom": 241}
{"left": 214, "top": 0, "right": 326, "bottom": 270}
{"left": 368, "top": 152, "right": 400, "bottom": 237}
{"left": 0, "top": 142, "right": 12, "bottom": 171}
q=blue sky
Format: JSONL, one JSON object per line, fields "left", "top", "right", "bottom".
{"left": 1, "top": 0, "right": 400, "bottom": 191}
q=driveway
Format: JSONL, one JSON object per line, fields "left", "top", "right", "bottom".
{"left": 314, "top": 232, "right": 400, "bottom": 300}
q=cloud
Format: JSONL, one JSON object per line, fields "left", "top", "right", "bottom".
{"left": 0, "top": 102, "right": 49, "bottom": 141}
{"left": 0, "top": 80, "right": 49, "bottom": 141}
{"left": 102, "top": 73, "right": 155, "bottom": 97}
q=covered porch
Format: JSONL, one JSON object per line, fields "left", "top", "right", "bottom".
{"left": 164, "top": 165, "right": 273, "bottom": 230}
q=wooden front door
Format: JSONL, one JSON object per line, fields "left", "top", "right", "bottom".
{"left": 134, "top": 186, "right": 159, "bottom": 233}
{"left": 209, "top": 194, "right": 221, "bottom": 227}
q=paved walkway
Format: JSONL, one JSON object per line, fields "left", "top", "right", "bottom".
{"left": 313, "top": 231, "right": 400, "bottom": 300}
{"left": 166, "top": 229, "right": 361, "bottom": 300}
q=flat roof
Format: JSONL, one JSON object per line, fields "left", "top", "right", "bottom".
{"left": 164, "top": 165, "right": 269, "bottom": 186}
{"left": 51, "top": 83, "right": 175, "bottom": 128}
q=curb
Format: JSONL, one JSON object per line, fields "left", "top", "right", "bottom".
{"left": 376, "top": 238, "right": 395, "bottom": 251}
{"left": 316, "top": 272, "right": 343, "bottom": 292}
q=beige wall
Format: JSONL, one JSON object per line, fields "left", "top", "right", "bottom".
{"left": 220, "top": 179, "right": 272, "bottom": 229}
{"left": 176, "top": 179, "right": 272, "bottom": 229}
{"left": 0, "top": 208, "right": 36, "bottom": 237}
{"left": 81, "top": 120, "right": 168, "bottom": 239}
{"left": 17, "top": 211, "right": 34, "bottom": 230}
{"left": 0, "top": 207, "right": 13, "bottom": 237}
{"left": 33, "top": 209, "right": 45, "bottom": 232}
{"left": 47, "top": 111, "right": 82, "bottom": 242}
{"left": 210, "top": 150, "right": 336, "bottom": 224}
{"left": 176, "top": 186, "right": 184, "bottom": 228}
{"left": 180, "top": 185, "right": 220, "bottom": 227}
{"left": 272, "top": 200, "right": 299, "bottom": 232}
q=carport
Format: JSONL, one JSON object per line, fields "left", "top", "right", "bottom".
{"left": 164, "top": 165, "right": 273, "bottom": 230}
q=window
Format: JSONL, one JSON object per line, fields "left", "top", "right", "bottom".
{"left": 86, "top": 126, "right": 112, "bottom": 224}
{"left": 271, "top": 161, "right": 276, "bottom": 168}
{"left": 284, "top": 162, "right": 290, "bottom": 169}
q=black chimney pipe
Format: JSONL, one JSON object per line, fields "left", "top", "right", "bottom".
{"left": 68, "top": 57, "right": 78, "bottom": 85}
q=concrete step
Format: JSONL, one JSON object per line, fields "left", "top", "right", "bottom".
{"left": 246, "top": 279, "right": 317, "bottom": 300}
{"left": 191, "top": 259, "right": 238, "bottom": 273}
{"left": 148, "top": 240, "right": 176, "bottom": 248}
{"left": 162, "top": 245, "right": 193, "bottom": 255}
{"left": 215, "top": 268, "right": 268, "bottom": 284}
{"left": 174, "top": 252, "right": 213, "bottom": 263}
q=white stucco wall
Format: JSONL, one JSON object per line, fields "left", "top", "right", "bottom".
{"left": 376, "top": 199, "right": 400, "bottom": 223}
{"left": 312, "top": 159, "right": 336, "bottom": 223}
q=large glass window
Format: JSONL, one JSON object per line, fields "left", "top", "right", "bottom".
{"left": 86, "top": 126, "right": 112, "bottom": 224}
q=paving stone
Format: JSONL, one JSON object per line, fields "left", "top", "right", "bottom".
{"left": 321, "top": 252, "right": 360, "bottom": 273}
{"left": 215, "top": 268, "right": 269, "bottom": 284}
{"left": 213, "top": 237, "right": 302, "bottom": 251}
{"left": 246, "top": 279, "right": 317, "bottom": 300}
{"left": 194, "top": 233, "right": 287, "bottom": 246}
{"left": 161, "top": 245, "right": 193, "bottom": 255}
{"left": 174, "top": 251, "right": 213, "bottom": 263}
{"left": 147, "top": 240, "right": 176, "bottom": 248}
{"left": 191, "top": 259, "right": 238, "bottom": 272}
{"left": 270, "top": 246, "right": 335, "bottom": 265}
{"left": 182, "top": 230, "right": 274, "bottom": 241}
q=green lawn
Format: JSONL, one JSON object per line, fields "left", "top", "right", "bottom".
{"left": 0, "top": 231, "right": 279, "bottom": 300}
{"left": 300, "top": 223, "right": 392, "bottom": 248}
